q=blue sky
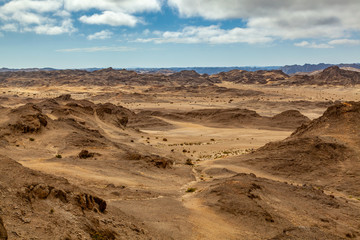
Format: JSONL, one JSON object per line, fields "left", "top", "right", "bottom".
{"left": 0, "top": 0, "right": 359, "bottom": 68}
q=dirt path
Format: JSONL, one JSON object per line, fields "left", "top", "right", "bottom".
{"left": 183, "top": 197, "right": 245, "bottom": 240}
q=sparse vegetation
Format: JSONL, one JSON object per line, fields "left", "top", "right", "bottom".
{"left": 78, "top": 150, "right": 94, "bottom": 159}
{"left": 29, "top": 137, "right": 35, "bottom": 141}
{"left": 55, "top": 154, "right": 62, "bottom": 159}
{"left": 168, "top": 141, "right": 202, "bottom": 146}
{"left": 162, "top": 138, "right": 167, "bottom": 141}
{"left": 185, "top": 159, "right": 194, "bottom": 166}
{"left": 186, "top": 188, "right": 196, "bottom": 193}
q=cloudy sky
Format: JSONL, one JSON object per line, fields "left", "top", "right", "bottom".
{"left": 0, "top": 0, "right": 359, "bottom": 68}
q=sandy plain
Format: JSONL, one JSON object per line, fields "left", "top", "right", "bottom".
{"left": 0, "top": 69, "right": 360, "bottom": 239}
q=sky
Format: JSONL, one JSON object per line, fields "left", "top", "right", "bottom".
{"left": 0, "top": 0, "right": 359, "bottom": 68}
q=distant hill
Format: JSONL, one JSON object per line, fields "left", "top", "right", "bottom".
{"left": 1, "top": 63, "right": 360, "bottom": 75}
{"left": 280, "top": 63, "right": 360, "bottom": 74}
{"left": 130, "top": 66, "right": 280, "bottom": 75}
{"left": 0, "top": 67, "right": 57, "bottom": 72}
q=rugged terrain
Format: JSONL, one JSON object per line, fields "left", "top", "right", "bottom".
{"left": 0, "top": 66, "right": 360, "bottom": 239}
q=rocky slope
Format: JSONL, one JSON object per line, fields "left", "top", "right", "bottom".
{"left": 0, "top": 155, "right": 159, "bottom": 239}
{"left": 139, "top": 108, "right": 310, "bottom": 130}
{"left": 233, "top": 101, "right": 360, "bottom": 196}
{"left": 196, "top": 173, "right": 360, "bottom": 239}
{"left": 210, "top": 69, "right": 289, "bottom": 84}
{"left": 288, "top": 66, "right": 360, "bottom": 85}
{"left": 0, "top": 68, "right": 216, "bottom": 87}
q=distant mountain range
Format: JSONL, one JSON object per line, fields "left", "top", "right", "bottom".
{"left": 280, "top": 63, "right": 360, "bottom": 74}
{"left": 131, "top": 66, "right": 280, "bottom": 75}
{"left": 0, "top": 67, "right": 57, "bottom": 72}
{"left": 1, "top": 63, "right": 360, "bottom": 75}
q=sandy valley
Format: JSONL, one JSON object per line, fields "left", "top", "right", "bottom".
{"left": 0, "top": 67, "right": 360, "bottom": 239}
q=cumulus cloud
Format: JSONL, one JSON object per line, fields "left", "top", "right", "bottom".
{"left": 75, "top": 0, "right": 161, "bottom": 27}
{"left": 168, "top": 0, "right": 360, "bottom": 41}
{"left": 136, "top": 25, "right": 272, "bottom": 44}
{"left": 0, "top": 0, "right": 162, "bottom": 35}
{"left": 1, "top": 0, "right": 360, "bottom": 45}
{"left": 0, "top": 0, "right": 75, "bottom": 35}
{"left": 80, "top": 11, "right": 138, "bottom": 27}
{"left": 1, "top": 0, "right": 61, "bottom": 14}
{"left": 31, "top": 18, "right": 76, "bottom": 35}
{"left": 63, "top": 0, "right": 161, "bottom": 13}
{"left": 328, "top": 39, "right": 360, "bottom": 45}
{"left": 295, "top": 38, "right": 360, "bottom": 48}
{"left": 87, "top": 30, "right": 113, "bottom": 40}
{"left": 294, "top": 41, "right": 333, "bottom": 49}
{"left": 1, "top": 23, "right": 18, "bottom": 31}
{"left": 56, "top": 46, "right": 136, "bottom": 53}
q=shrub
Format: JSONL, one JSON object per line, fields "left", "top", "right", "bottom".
{"left": 163, "top": 138, "right": 168, "bottom": 141}
{"left": 186, "top": 188, "right": 196, "bottom": 193}
{"left": 185, "top": 159, "right": 194, "bottom": 166}
{"left": 29, "top": 138, "right": 35, "bottom": 141}
{"left": 78, "top": 150, "right": 94, "bottom": 159}
{"left": 55, "top": 154, "right": 62, "bottom": 159}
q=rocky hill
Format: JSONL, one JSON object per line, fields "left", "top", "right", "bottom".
{"left": 210, "top": 69, "right": 289, "bottom": 84}
{"left": 0, "top": 154, "right": 159, "bottom": 239}
{"left": 139, "top": 108, "right": 310, "bottom": 130}
{"left": 234, "top": 101, "right": 360, "bottom": 196}
{"left": 1, "top": 66, "right": 360, "bottom": 87}
{"left": 288, "top": 66, "right": 360, "bottom": 85}
{"left": 280, "top": 63, "right": 360, "bottom": 74}
{"left": 0, "top": 68, "right": 216, "bottom": 87}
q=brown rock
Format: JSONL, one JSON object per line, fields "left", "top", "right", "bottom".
{"left": 76, "top": 193, "right": 107, "bottom": 213}
{"left": 0, "top": 216, "right": 7, "bottom": 240}
{"left": 78, "top": 150, "right": 94, "bottom": 159}
{"left": 31, "top": 184, "right": 51, "bottom": 199}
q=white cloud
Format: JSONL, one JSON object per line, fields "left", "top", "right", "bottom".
{"left": 295, "top": 38, "right": 360, "bottom": 48}
{"left": 0, "top": 0, "right": 162, "bottom": 35}
{"left": 56, "top": 46, "right": 136, "bottom": 53}
{"left": 87, "top": 30, "right": 113, "bottom": 40}
{"left": 143, "top": 29, "right": 150, "bottom": 35}
{"left": 328, "top": 39, "right": 360, "bottom": 45}
{"left": 64, "top": 0, "right": 161, "bottom": 13}
{"left": 54, "top": 10, "right": 71, "bottom": 18}
{"left": 79, "top": 11, "right": 138, "bottom": 27}
{"left": 31, "top": 19, "right": 76, "bottom": 35}
{"left": 168, "top": 0, "right": 360, "bottom": 41}
{"left": 0, "top": 32, "right": 3, "bottom": 37}
{"left": 136, "top": 25, "right": 272, "bottom": 44}
{"left": 0, "top": 0, "right": 75, "bottom": 35}
{"left": 71, "top": 0, "right": 161, "bottom": 27}
{"left": 1, "top": 0, "right": 61, "bottom": 14}
{"left": 1, "top": 0, "right": 359, "bottom": 44}
{"left": 294, "top": 41, "right": 333, "bottom": 49}
{"left": 1, "top": 23, "right": 17, "bottom": 31}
